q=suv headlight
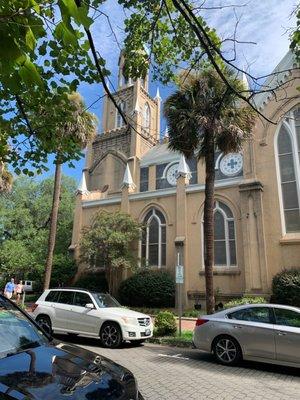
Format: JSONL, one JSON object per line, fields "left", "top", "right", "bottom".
{"left": 121, "top": 317, "right": 137, "bottom": 325}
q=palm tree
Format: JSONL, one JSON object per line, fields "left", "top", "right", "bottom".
{"left": 43, "top": 93, "right": 97, "bottom": 290}
{"left": 164, "top": 68, "right": 255, "bottom": 314}
{"left": 0, "top": 162, "right": 13, "bottom": 193}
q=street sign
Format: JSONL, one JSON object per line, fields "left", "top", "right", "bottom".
{"left": 176, "top": 265, "right": 184, "bottom": 284}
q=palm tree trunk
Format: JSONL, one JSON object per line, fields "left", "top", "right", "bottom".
{"left": 43, "top": 162, "right": 62, "bottom": 290}
{"left": 203, "top": 130, "right": 215, "bottom": 314}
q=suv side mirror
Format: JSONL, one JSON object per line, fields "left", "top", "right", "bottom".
{"left": 85, "top": 303, "right": 95, "bottom": 309}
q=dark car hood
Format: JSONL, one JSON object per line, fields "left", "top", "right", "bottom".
{"left": 0, "top": 341, "right": 136, "bottom": 400}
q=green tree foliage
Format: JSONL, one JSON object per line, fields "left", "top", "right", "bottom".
{"left": 0, "top": 175, "right": 77, "bottom": 287}
{"left": 80, "top": 210, "right": 141, "bottom": 294}
{"left": 0, "top": 1, "right": 102, "bottom": 175}
{"left": 119, "top": 0, "right": 221, "bottom": 84}
{"left": 164, "top": 69, "right": 255, "bottom": 314}
{"left": 290, "top": 5, "right": 300, "bottom": 62}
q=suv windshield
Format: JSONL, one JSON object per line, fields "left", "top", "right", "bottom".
{"left": 0, "top": 296, "right": 47, "bottom": 359}
{"left": 92, "top": 293, "right": 121, "bottom": 308}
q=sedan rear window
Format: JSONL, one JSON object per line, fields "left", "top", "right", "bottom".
{"left": 228, "top": 307, "right": 271, "bottom": 324}
{"left": 0, "top": 297, "right": 47, "bottom": 359}
{"left": 274, "top": 308, "right": 300, "bottom": 327}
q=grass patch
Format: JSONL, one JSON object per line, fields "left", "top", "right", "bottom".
{"left": 148, "top": 330, "right": 194, "bottom": 348}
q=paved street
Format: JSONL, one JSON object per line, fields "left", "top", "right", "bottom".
{"left": 62, "top": 335, "right": 300, "bottom": 400}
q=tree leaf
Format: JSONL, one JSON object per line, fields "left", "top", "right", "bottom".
{"left": 25, "top": 28, "right": 36, "bottom": 51}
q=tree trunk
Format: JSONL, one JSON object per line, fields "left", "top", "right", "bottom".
{"left": 203, "top": 130, "right": 216, "bottom": 314}
{"left": 43, "top": 163, "right": 62, "bottom": 290}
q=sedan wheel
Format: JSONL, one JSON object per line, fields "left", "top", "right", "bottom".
{"left": 100, "top": 323, "right": 122, "bottom": 348}
{"left": 213, "top": 336, "right": 241, "bottom": 365}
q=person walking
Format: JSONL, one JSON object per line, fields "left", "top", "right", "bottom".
{"left": 15, "top": 280, "right": 24, "bottom": 304}
{"left": 4, "top": 278, "right": 15, "bottom": 299}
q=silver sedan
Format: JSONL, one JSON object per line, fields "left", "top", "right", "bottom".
{"left": 193, "top": 303, "right": 300, "bottom": 368}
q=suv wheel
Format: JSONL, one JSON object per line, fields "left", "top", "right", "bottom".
{"left": 100, "top": 322, "right": 122, "bottom": 348}
{"left": 36, "top": 315, "right": 52, "bottom": 336}
{"left": 213, "top": 335, "right": 242, "bottom": 366}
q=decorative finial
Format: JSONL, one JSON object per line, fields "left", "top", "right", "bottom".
{"left": 155, "top": 87, "right": 162, "bottom": 101}
{"left": 177, "top": 154, "right": 191, "bottom": 179}
{"left": 77, "top": 171, "right": 89, "bottom": 195}
{"left": 121, "top": 164, "right": 136, "bottom": 190}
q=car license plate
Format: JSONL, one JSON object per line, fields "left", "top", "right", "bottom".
{"left": 145, "top": 329, "right": 151, "bottom": 336}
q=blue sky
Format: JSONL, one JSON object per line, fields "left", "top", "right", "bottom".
{"left": 58, "top": 0, "right": 297, "bottom": 184}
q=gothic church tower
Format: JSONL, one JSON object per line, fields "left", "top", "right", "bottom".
{"left": 84, "top": 51, "right": 161, "bottom": 194}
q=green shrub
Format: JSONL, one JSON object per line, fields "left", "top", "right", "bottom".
{"left": 73, "top": 271, "right": 108, "bottom": 292}
{"left": 155, "top": 311, "right": 177, "bottom": 336}
{"left": 118, "top": 270, "right": 175, "bottom": 307}
{"left": 272, "top": 268, "right": 300, "bottom": 307}
{"left": 182, "top": 309, "right": 201, "bottom": 318}
{"left": 224, "top": 296, "right": 266, "bottom": 309}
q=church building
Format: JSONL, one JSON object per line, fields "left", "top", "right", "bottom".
{"left": 71, "top": 50, "right": 300, "bottom": 307}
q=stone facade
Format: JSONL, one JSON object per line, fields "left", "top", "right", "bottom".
{"left": 71, "top": 50, "right": 300, "bottom": 308}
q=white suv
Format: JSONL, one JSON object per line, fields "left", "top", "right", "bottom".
{"left": 32, "top": 288, "right": 153, "bottom": 348}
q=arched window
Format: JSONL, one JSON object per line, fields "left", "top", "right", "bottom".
{"left": 203, "top": 201, "right": 237, "bottom": 267}
{"left": 143, "top": 103, "right": 151, "bottom": 131}
{"left": 116, "top": 101, "right": 126, "bottom": 128}
{"left": 141, "top": 209, "right": 166, "bottom": 267}
{"left": 277, "top": 107, "right": 300, "bottom": 233}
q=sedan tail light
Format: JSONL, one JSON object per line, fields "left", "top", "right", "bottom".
{"left": 31, "top": 303, "right": 38, "bottom": 312}
{"left": 195, "top": 318, "right": 209, "bottom": 327}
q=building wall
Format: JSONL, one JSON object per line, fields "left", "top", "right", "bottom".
{"left": 72, "top": 52, "right": 300, "bottom": 308}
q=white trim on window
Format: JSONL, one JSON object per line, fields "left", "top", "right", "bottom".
{"left": 201, "top": 200, "right": 237, "bottom": 268}
{"left": 274, "top": 107, "right": 300, "bottom": 235}
{"left": 116, "top": 101, "right": 126, "bottom": 128}
{"left": 141, "top": 208, "right": 166, "bottom": 268}
{"left": 143, "top": 102, "right": 151, "bottom": 131}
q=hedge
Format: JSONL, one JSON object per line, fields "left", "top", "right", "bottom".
{"left": 118, "top": 269, "right": 175, "bottom": 307}
{"left": 224, "top": 296, "right": 266, "bottom": 309}
{"left": 272, "top": 268, "right": 300, "bottom": 307}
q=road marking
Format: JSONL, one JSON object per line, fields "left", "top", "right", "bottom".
{"left": 157, "top": 353, "right": 190, "bottom": 360}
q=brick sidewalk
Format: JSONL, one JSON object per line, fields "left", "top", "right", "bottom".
{"left": 177, "top": 318, "right": 196, "bottom": 331}
{"left": 73, "top": 339, "right": 300, "bottom": 400}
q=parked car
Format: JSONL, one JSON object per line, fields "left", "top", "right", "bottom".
{"left": 23, "top": 280, "right": 35, "bottom": 293}
{"left": 0, "top": 294, "right": 143, "bottom": 399}
{"left": 32, "top": 288, "right": 153, "bottom": 348}
{"left": 193, "top": 303, "right": 300, "bottom": 368}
